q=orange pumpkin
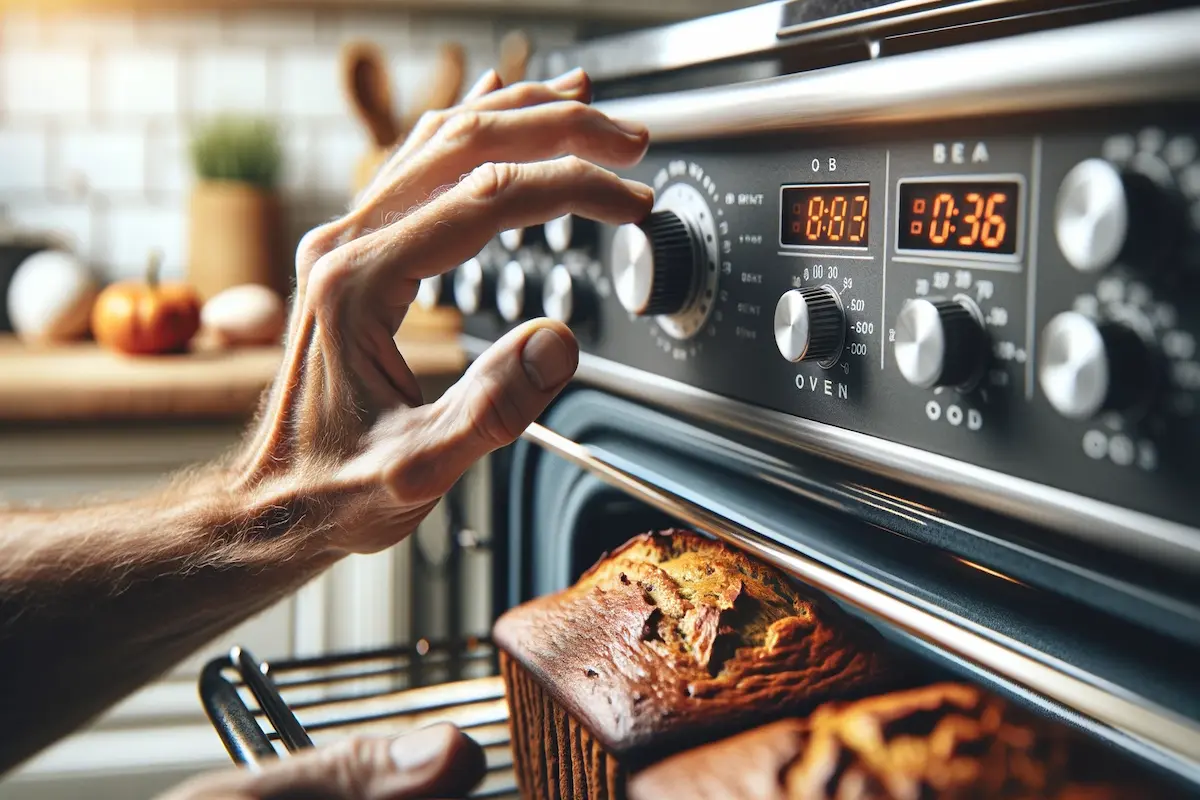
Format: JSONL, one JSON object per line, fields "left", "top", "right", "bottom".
{"left": 91, "top": 252, "right": 202, "bottom": 355}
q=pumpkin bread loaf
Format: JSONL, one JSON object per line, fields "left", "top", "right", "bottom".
{"left": 492, "top": 529, "right": 906, "bottom": 800}
{"left": 628, "top": 682, "right": 1181, "bottom": 800}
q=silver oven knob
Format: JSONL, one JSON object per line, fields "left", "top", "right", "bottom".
{"left": 894, "top": 297, "right": 987, "bottom": 389}
{"left": 496, "top": 259, "right": 542, "bottom": 323}
{"left": 773, "top": 286, "right": 846, "bottom": 366}
{"left": 415, "top": 273, "right": 455, "bottom": 310}
{"left": 453, "top": 257, "right": 491, "bottom": 315}
{"left": 543, "top": 263, "right": 589, "bottom": 324}
{"left": 1055, "top": 159, "right": 1129, "bottom": 273}
{"left": 611, "top": 210, "right": 699, "bottom": 317}
{"left": 544, "top": 215, "right": 594, "bottom": 254}
{"left": 1038, "top": 311, "right": 1154, "bottom": 419}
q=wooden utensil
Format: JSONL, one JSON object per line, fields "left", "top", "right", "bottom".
{"left": 497, "top": 29, "right": 532, "bottom": 85}
{"left": 342, "top": 41, "right": 402, "bottom": 150}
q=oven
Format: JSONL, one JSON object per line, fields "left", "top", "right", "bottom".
{"left": 201, "top": 1, "right": 1200, "bottom": 797}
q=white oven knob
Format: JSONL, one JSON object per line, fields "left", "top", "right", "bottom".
{"left": 894, "top": 297, "right": 987, "bottom": 389}
{"left": 773, "top": 286, "right": 846, "bottom": 366}
{"left": 1038, "top": 311, "right": 1154, "bottom": 419}
{"left": 543, "top": 263, "right": 590, "bottom": 324}
{"left": 496, "top": 259, "right": 543, "bottom": 323}
{"left": 453, "top": 257, "right": 491, "bottom": 315}
{"left": 544, "top": 215, "right": 594, "bottom": 254}
{"left": 611, "top": 210, "right": 699, "bottom": 317}
{"left": 1055, "top": 159, "right": 1129, "bottom": 273}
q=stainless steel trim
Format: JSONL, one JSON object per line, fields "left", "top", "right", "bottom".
{"left": 591, "top": 7, "right": 1200, "bottom": 142}
{"left": 531, "top": 1, "right": 787, "bottom": 83}
{"left": 519, "top": 421, "right": 1200, "bottom": 778}
{"left": 460, "top": 334, "right": 1200, "bottom": 570}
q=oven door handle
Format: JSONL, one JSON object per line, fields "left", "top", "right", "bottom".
{"left": 519, "top": 421, "right": 1200, "bottom": 780}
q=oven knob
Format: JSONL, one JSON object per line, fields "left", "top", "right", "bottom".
{"left": 1038, "top": 311, "right": 1155, "bottom": 419}
{"left": 453, "top": 257, "right": 492, "bottom": 315}
{"left": 1055, "top": 157, "right": 1176, "bottom": 273}
{"left": 543, "top": 263, "right": 590, "bottom": 324}
{"left": 611, "top": 210, "right": 700, "bottom": 317}
{"left": 773, "top": 286, "right": 846, "bottom": 365}
{"left": 415, "top": 272, "right": 455, "bottom": 311}
{"left": 544, "top": 214, "right": 594, "bottom": 255}
{"left": 496, "top": 259, "right": 543, "bottom": 323}
{"left": 498, "top": 226, "right": 543, "bottom": 252}
{"left": 893, "top": 297, "right": 987, "bottom": 389}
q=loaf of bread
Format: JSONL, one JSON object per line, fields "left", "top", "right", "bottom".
{"left": 628, "top": 682, "right": 1178, "bottom": 800}
{"left": 493, "top": 529, "right": 905, "bottom": 800}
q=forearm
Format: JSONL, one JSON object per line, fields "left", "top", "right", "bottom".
{"left": 0, "top": 471, "right": 340, "bottom": 774}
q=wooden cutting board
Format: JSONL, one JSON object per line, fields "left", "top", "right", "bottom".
{"left": 0, "top": 310, "right": 465, "bottom": 422}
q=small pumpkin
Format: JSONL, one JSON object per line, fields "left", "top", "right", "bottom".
{"left": 91, "top": 251, "right": 202, "bottom": 355}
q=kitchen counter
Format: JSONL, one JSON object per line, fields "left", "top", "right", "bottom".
{"left": 0, "top": 311, "right": 465, "bottom": 422}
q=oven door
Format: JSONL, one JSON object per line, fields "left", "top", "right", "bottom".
{"left": 505, "top": 387, "right": 1200, "bottom": 791}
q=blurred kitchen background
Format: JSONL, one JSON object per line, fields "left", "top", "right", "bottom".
{"left": 0, "top": 0, "right": 751, "bottom": 798}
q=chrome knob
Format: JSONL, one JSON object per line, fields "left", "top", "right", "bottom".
{"left": 453, "top": 257, "right": 491, "bottom": 315}
{"left": 498, "top": 228, "right": 524, "bottom": 251}
{"left": 415, "top": 273, "right": 455, "bottom": 310}
{"left": 611, "top": 210, "right": 699, "bottom": 317}
{"left": 1055, "top": 159, "right": 1129, "bottom": 273}
{"left": 496, "top": 259, "right": 543, "bottom": 323}
{"left": 773, "top": 286, "right": 846, "bottom": 366}
{"left": 894, "top": 297, "right": 987, "bottom": 389}
{"left": 1038, "top": 311, "right": 1154, "bottom": 419}
{"left": 544, "top": 215, "right": 593, "bottom": 254}
{"left": 543, "top": 263, "right": 588, "bottom": 324}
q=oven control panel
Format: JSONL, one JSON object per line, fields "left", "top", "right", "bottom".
{"left": 447, "top": 112, "right": 1200, "bottom": 535}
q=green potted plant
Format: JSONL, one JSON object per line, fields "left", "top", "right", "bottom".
{"left": 187, "top": 117, "right": 285, "bottom": 301}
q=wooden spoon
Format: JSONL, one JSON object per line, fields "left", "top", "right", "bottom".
{"left": 341, "top": 41, "right": 402, "bottom": 150}
{"left": 402, "top": 42, "right": 467, "bottom": 132}
{"left": 497, "top": 30, "right": 532, "bottom": 85}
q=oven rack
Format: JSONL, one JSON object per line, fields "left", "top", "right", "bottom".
{"left": 199, "top": 638, "right": 518, "bottom": 799}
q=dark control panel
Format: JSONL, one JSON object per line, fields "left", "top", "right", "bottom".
{"left": 444, "top": 110, "right": 1200, "bottom": 535}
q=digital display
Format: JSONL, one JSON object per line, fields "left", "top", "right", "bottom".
{"left": 781, "top": 183, "right": 870, "bottom": 248}
{"left": 897, "top": 180, "right": 1020, "bottom": 256}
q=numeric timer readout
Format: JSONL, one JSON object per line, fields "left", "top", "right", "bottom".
{"left": 781, "top": 183, "right": 870, "bottom": 248}
{"left": 897, "top": 179, "right": 1020, "bottom": 257}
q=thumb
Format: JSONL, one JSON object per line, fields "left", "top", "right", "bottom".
{"left": 381, "top": 319, "right": 578, "bottom": 504}
{"left": 158, "top": 723, "right": 485, "bottom": 800}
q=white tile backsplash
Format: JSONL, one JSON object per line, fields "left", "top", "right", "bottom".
{"left": 98, "top": 50, "right": 181, "bottom": 117}
{"left": 191, "top": 50, "right": 272, "bottom": 115}
{"left": 59, "top": 129, "right": 146, "bottom": 195}
{"left": 0, "top": 7, "right": 568, "bottom": 282}
{"left": 0, "top": 130, "right": 48, "bottom": 191}
{"left": 279, "top": 51, "right": 344, "bottom": 119}
{"left": 1, "top": 49, "right": 90, "bottom": 117}
{"left": 107, "top": 204, "right": 187, "bottom": 281}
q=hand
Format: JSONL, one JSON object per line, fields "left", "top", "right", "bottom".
{"left": 232, "top": 67, "right": 652, "bottom": 555}
{"left": 158, "top": 723, "right": 485, "bottom": 800}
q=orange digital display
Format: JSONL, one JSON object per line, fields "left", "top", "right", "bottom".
{"left": 781, "top": 183, "right": 870, "bottom": 248}
{"left": 897, "top": 180, "right": 1019, "bottom": 256}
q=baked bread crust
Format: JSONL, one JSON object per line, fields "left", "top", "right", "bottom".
{"left": 629, "top": 682, "right": 1177, "bottom": 800}
{"left": 493, "top": 529, "right": 900, "bottom": 765}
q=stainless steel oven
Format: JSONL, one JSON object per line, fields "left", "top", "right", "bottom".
{"left": 202, "top": 2, "right": 1200, "bottom": 797}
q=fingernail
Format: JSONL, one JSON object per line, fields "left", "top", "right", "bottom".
{"left": 390, "top": 728, "right": 448, "bottom": 773}
{"left": 623, "top": 179, "right": 655, "bottom": 202}
{"left": 522, "top": 327, "right": 576, "bottom": 391}
{"left": 550, "top": 67, "right": 586, "bottom": 89}
{"left": 609, "top": 117, "right": 648, "bottom": 138}
{"left": 466, "top": 68, "right": 500, "bottom": 99}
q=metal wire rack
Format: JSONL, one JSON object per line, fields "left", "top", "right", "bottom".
{"left": 199, "top": 638, "right": 517, "bottom": 799}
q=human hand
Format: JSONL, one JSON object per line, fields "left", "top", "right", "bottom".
{"left": 158, "top": 723, "right": 485, "bottom": 800}
{"left": 231, "top": 67, "right": 652, "bottom": 555}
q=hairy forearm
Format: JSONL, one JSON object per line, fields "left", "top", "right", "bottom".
{"left": 0, "top": 470, "right": 340, "bottom": 774}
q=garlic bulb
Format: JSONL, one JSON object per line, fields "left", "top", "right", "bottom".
{"left": 201, "top": 283, "right": 286, "bottom": 346}
{"left": 6, "top": 250, "right": 97, "bottom": 344}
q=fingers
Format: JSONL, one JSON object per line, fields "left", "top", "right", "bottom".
{"left": 158, "top": 723, "right": 484, "bottom": 800}
{"left": 462, "top": 68, "right": 502, "bottom": 102}
{"left": 373, "top": 320, "right": 578, "bottom": 505}
{"left": 352, "top": 98, "right": 646, "bottom": 233}
{"left": 363, "top": 69, "right": 593, "bottom": 203}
